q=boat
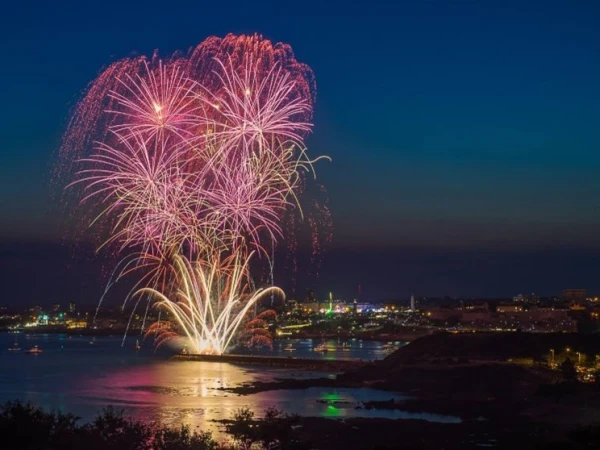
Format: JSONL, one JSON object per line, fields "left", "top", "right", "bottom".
{"left": 25, "top": 345, "right": 42, "bottom": 354}
{"left": 383, "top": 345, "right": 399, "bottom": 354}
{"left": 314, "top": 344, "right": 328, "bottom": 352}
{"left": 7, "top": 335, "right": 20, "bottom": 351}
{"left": 283, "top": 344, "right": 296, "bottom": 352}
{"left": 382, "top": 342, "right": 399, "bottom": 354}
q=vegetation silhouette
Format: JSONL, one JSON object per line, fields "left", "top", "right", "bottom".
{"left": 0, "top": 401, "right": 311, "bottom": 450}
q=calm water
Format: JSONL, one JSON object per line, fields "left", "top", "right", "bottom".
{"left": 245, "top": 336, "right": 403, "bottom": 360}
{"left": 0, "top": 332, "right": 459, "bottom": 436}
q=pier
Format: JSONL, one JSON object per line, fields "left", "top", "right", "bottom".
{"left": 172, "top": 353, "right": 369, "bottom": 371}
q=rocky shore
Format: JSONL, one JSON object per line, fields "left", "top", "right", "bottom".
{"left": 214, "top": 331, "right": 600, "bottom": 448}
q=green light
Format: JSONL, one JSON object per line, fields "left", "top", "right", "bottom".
{"left": 323, "top": 392, "right": 342, "bottom": 401}
{"left": 323, "top": 404, "right": 342, "bottom": 418}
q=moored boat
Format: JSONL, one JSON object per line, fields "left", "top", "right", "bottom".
{"left": 25, "top": 345, "right": 42, "bottom": 354}
{"left": 8, "top": 335, "right": 20, "bottom": 351}
{"left": 314, "top": 343, "right": 328, "bottom": 352}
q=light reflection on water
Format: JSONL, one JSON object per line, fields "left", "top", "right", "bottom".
{"left": 0, "top": 333, "right": 459, "bottom": 437}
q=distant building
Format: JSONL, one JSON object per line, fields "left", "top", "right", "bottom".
{"left": 67, "top": 320, "right": 87, "bottom": 329}
{"left": 410, "top": 294, "right": 416, "bottom": 312}
{"left": 286, "top": 299, "right": 298, "bottom": 311}
{"left": 513, "top": 293, "right": 540, "bottom": 304}
{"left": 425, "top": 307, "right": 460, "bottom": 321}
{"left": 497, "top": 304, "right": 524, "bottom": 313}
{"left": 37, "top": 314, "right": 49, "bottom": 325}
{"left": 562, "top": 289, "right": 586, "bottom": 307}
{"left": 456, "top": 301, "right": 492, "bottom": 323}
{"left": 69, "top": 301, "right": 76, "bottom": 313}
{"left": 52, "top": 304, "right": 61, "bottom": 312}
{"left": 303, "top": 289, "right": 318, "bottom": 310}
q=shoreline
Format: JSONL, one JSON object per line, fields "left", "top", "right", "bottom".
{"left": 1, "top": 328, "right": 143, "bottom": 336}
{"left": 280, "top": 329, "right": 433, "bottom": 342}
{"left": 1, "top": 328, "right": 425, "bottom": 342}
{"left": 172, "top": 353, "right": 368, "bottom": 371}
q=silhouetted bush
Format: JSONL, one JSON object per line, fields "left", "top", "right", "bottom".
{"left": 225, "top": 407, "right": 258, "bottom": 450}
{"left": 0, "top": 400, "right": 82, "bottom": 449}
{"left": 568, "top": 422, "right": 600, "bottom": 448}
{"left": 152, "top": 423, "right": 218, "bottom": 450}
{"left": 0, "top": 401, "right": 218, "bottom": 450}
{"left": 224, "top": 406, "right": 310, "bottom": 450}
{"left": 258, "top": 407, "right": 307, "bottom": 450}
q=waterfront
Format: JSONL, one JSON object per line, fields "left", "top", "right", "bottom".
{"left": 0, "top": 333, "right": 457, "bottom": 437}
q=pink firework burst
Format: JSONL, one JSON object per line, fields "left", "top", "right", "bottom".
{"left": 198, "top": 55, "right": 313, "bottom": 156}
{"left": 107, "top": 59, "right": 203, "bottom": 145}
{"left": 58, "top": 34, "right": 332, "bottom": 353}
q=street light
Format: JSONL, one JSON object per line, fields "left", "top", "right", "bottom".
{"left": 549, "top": 348, "right": 555, "bottom": 366}
{"left": 576, "top": 352, "right": 582, "bottom": 365}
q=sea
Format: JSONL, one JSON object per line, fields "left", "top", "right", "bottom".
{"left": 0, "top": 332, "right": 460, "bottom": 437}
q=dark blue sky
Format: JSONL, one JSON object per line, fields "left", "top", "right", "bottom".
{"left": 2, "top": 0, "right": 600, "bottom": 304}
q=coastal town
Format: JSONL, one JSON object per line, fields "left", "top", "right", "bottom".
{"left": 2, "top": 288, "right": 600, "bottom": 380}
{"left": 2, "top": 288, "right": 594, "bottom": 337}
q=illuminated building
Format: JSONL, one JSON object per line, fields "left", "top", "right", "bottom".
{"left": 37, "top": 314, "right": 49, "bottom": 325}
{"left": 67, "top": 320, "right": 88, "bottom": 329}
{"left": 497, "top": 304, "right": 524, "bottom": 313}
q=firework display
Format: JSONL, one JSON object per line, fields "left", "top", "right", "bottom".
{"left": 59, "top": 34, "right": 330, "bottom": 354}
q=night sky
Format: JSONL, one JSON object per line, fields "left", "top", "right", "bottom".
{"left": 2, "top": 0, "right": 600, "bottom": 305}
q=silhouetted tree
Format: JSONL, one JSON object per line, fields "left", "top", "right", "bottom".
{"left": 0, "top": 400, "right": 80, "bottom": 449}
{"left": 86, "top": 406, "right": 151, "bottom": 450}
{"left": 568, "top": 423, "right": 600, "bottom": 448}
{"left": 0, "top": 401, "right": 219, "bottom": 450}
{"left": 258, "top": 407, "right": 308, "bottom": 450}
{"left": 560, "top": 357, "right": 577, "bottom": 382}
{"left": 153, "top": 424, "right": 218, "bottom": 450}
{"left": 225, "top": 407, "right": 259, "bottom": 450}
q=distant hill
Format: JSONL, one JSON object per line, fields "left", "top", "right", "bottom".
{"left": 381, "top": 331, "right": 600, "bottom": 364}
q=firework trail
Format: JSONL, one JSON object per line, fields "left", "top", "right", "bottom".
{"left": 142, "top": 251, "right": 282, "bottom": 354}
{"left": 58, "top": 34, "right": 331, "bottom": 354}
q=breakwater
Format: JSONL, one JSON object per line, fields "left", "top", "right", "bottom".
{"left": 172, "top": 353, "right": 369, "bottom": 371}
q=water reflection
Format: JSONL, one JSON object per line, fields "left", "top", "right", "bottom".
{"left": 264, "top": 338, "right": 403, "bottom": 361}
{"left": 0, "top": 333, "right": 457, "bottom": 438}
